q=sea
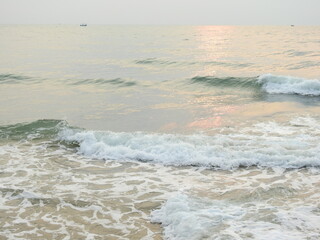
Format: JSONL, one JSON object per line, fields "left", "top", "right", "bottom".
{"left": 0, "top": 25, "right": 320, "bottom": 240}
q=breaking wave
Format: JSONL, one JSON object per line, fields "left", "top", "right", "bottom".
{"left": 258, "top": 74, "right": 320, "bottom": 96}
{"left": 58, "top": 116, "right": 320, "bottom": 169}
{"left": 191, "top": 74, "right": 320, "bottom": 96}
{"left": 2, "top": 117, "right": 320, "bottom": 170}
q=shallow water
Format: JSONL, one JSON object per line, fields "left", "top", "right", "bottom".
{"left": 0, "top": 25, "right": 320, "bottom": 239}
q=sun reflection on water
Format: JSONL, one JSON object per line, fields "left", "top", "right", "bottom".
{"left": 193, "top": 26, "right": 235, "bottom": 77}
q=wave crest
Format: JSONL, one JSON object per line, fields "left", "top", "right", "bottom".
{"left": 258, "top": 74, "right": 320, "bottom": 96}
{"left": 69, "top": 78, "right": 137, "bottom": 87}
{"left": 58, "top": 117, "right": 320, "bottom": 169}
{"left": 190, "top": 74, "right": 320, "bottom": 96}
{"left": 190, "top": 76, "right": 259, "bottom": 89}
{"left": 0, "top": 119, "right": 66, "bottom": 141}
{"left": 0, "top": 74, "right": 33, "bottom": 84}
{"left": 135, "top": 58, "right": 252, "bottom": 68}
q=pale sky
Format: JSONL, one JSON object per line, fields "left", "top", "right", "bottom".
{"left": 0, "top": 0, "right": 319, "bottom": 25}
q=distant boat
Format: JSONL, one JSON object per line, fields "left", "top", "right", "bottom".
{"left": 80, "top": 24, "right": 87, "bottom": 27}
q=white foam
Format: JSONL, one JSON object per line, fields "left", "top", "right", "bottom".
{"left": 151, "top": 194, "right": 244, "bottom": 240}
{"left": 258, "top": 74, "right": 320, "bottom": 96}
{"left": 151, "top": 194, "right": 320, "bottom": 240}
{"left": 59, "top": 116, "right": 320, "bottom": 169}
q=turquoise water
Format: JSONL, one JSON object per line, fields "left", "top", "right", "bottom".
{"left": 0, "top": 25, "right": 320, "bottom": 239}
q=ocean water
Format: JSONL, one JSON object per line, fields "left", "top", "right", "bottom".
{"left": 0, "top": 25, "right": 320, "bottom": 239}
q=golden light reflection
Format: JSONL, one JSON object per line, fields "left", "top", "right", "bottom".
{"left": 193, "top": 26, "right": 235, "bottom": 76}
{"left": 161, "top": 122, "right": 179, "bottom": 131}
{"left": 188, "top": 116, "right": 222, "bottom": 129}
{"left": 188, "top": 95, "right": 238, "bottom": 129}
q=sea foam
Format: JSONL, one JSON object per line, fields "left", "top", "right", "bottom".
{"left": 59, "top": 116, "right": 320, "bottom": 169}
{"left": 151, "top": 194, "right": 320, "bottom": 240}
{"left": 151, "top": 194, "right": 244, "bottom": 240}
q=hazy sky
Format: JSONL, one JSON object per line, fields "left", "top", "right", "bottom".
{"left": 1, "top": 0, "right": 319, "bottom": 25}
